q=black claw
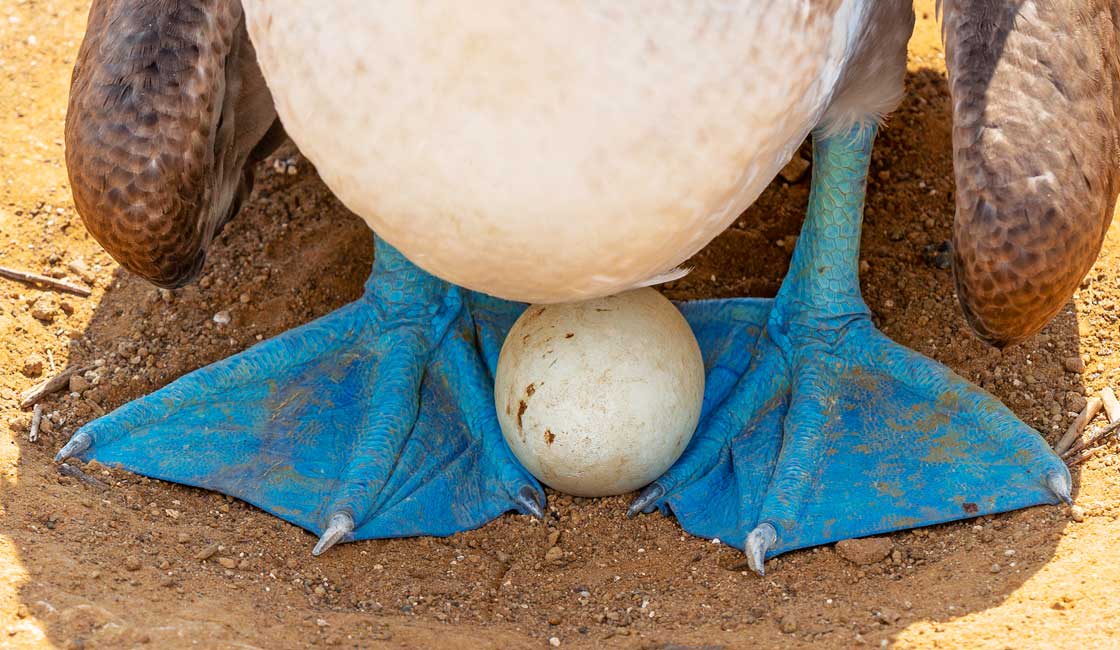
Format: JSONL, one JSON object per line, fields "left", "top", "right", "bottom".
{"left": 515, "top": 485, "right": 544, "bottom": 519}
{"left": 627, "top": 483, "right": 665, "bottom": 518}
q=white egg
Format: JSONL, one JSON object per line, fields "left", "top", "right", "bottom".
{"left": 495, "top": 288, "right": 705, "bottom": 497}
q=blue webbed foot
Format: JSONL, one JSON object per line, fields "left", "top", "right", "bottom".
{"left": 57, "top": 238, "right": 543, "bottom": 553}
{"left": 630, "top": 125, "right": 1070, "bottom": 574}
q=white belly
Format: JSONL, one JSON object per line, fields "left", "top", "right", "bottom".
{"left": 244, "top": 1, "right": 863, "bottom": 302}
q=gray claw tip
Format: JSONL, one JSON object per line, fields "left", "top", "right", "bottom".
{"left": 627, "top": 483, "right": 665, "bottom": 519}
{"left": 54, "top": 431, "right": 91, "bottom": 462}
{"left": 515, "top": 485, "right": 544, "bottom": 519}
{"left": 312, "top": 512, "right": 354, "bottom": 556}
{"left": 1046, "top": 471, "right": 1072, "bottom": 505}
{"left": 745, "top": 523, "right": 778, "bottom": 576}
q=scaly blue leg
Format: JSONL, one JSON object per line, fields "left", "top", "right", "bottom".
{"left": 629, "top": 124, "right": 1070, "bottom": 574}
{"left": 56, "top": 238, "right": 543, "bottom": 554}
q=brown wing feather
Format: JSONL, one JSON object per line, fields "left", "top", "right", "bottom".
{"left": 65, "top": 0, "right": 278, "bottom": 288}
{"left": 945, "top": 0, "right": 1120, "bottom": 346}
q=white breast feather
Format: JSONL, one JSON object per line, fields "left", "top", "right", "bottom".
{"left": 243, "top": 1, "right": 871, "bottom": 303}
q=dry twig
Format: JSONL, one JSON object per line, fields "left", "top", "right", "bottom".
{"left": 1064, "top": 448, "right": 1097, "bottom": 467}
{"left": 0, "top": 265, "right": 91, "bottom": 296}
{"left": 1054, "top": 396, "right": 1103, "bottom": 455}
{"left": 20, "top": 366, "right": 88, "bottom": 409}
{"left": 1100, "top": 387, "right": 1120, "bottom": 424}
{"left": 29, "top": 404, "right": 43, "bottom": 442}
{"left": 1061, "top": 419, "right": 1120, "bottom": 460}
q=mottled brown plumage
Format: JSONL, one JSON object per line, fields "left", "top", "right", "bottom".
{"left": 65, "top": 0, "right": 281, "bottom": 288}
{"left": 945, "top": 0, "right": 1120, "bottom": 346}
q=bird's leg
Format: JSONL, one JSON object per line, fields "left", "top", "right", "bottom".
{"left": 58, "top": 236, "right": 543, "bottom": 554}
{"left": 630, "top": 123, "right": 1070, "bottom": 573}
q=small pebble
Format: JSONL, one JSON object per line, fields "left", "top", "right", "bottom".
{"left": 213, "top": 311, "right": 232, "bottom": 325}
{"left": 1063, "top": 357, "right": 1086, "bottom": 373}
{"left": 68, "top": 258, "right": 95, "bottom": 283}
{"left": 195, "top": 543, "right": 220, "bottom": 561}
{"left": 7, "top": 413, "right": 32, "bottom": 433}
{"left": 835, "top": 537, "right": 893, "bottom": 565}
{"left": 544, "top": 546, "right": 563, "bottom": 562}
{"left": 218, "top": 557, "right": 237, "bottom": 569}
{"left": 1070, "top": 505, "right": 1086, "bottom": 522}
{"left": 21, "top": 353, "right": 45, "bottom": 377}
{"left": 990, "top": 563, "right": 1001, "bottom": 573}
{"left": 779, "top": 155, "right": 810, "bottom": 183}
{"left": 124, "top": 556, "right": 142, "bottom": 571}
{"left": 549, "top": 637, "right": 561, "bottom": 647}
{"left": 922, "top": 240, "right": 952, "bottom": 269}
{"left": 779, "top": 615, "right": 798, "bottom": 634}
{"left": 30, "top": 298, "right": 57, "bottom": 323}
{"left": 69, "top": 374, "right": 91, "bottom": 393}
{"left": 1051, "top": 596, "right": 1074, "bottom": 610}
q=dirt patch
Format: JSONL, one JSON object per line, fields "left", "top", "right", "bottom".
{"left": 3, "top": 2, "right": 1120, "bottom": 649}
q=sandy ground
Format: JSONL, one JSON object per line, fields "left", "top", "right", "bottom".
{"left": 3, "top": 2, "right": 1120, "bottom": 648}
